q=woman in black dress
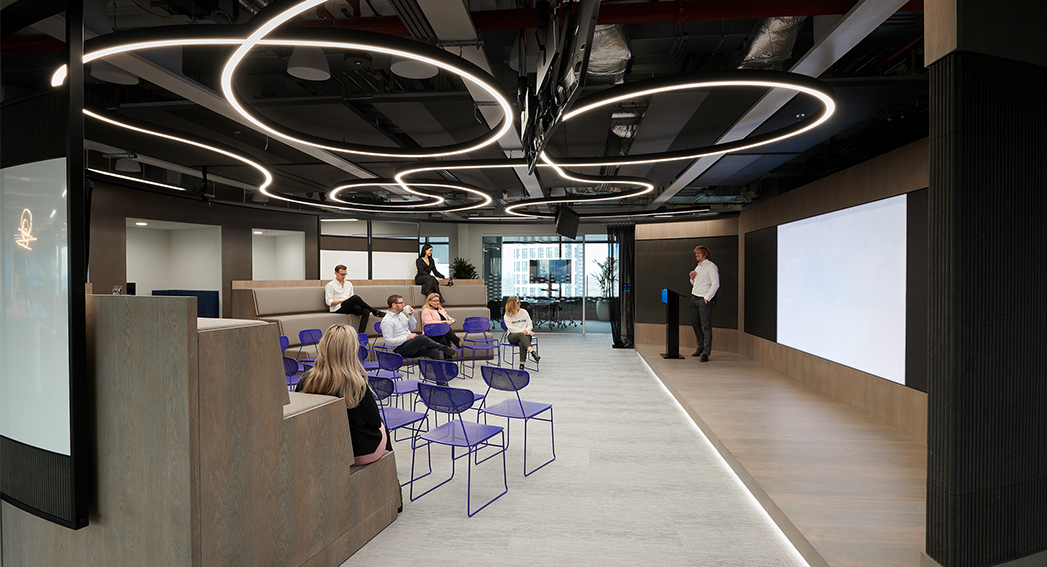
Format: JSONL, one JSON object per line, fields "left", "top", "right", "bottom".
{"left": 295, "top": 324, "right": 389, "bottom": 465}
{"left": 415, "top": 243, "right": 446, "bottom": 299}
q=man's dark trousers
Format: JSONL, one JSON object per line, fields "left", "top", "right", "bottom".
{"left": 690, "top": 295, "right": 712, "bottom": 356}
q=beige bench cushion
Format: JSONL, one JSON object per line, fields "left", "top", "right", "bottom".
{"left": 283, "top": 391, "right": 341, "bottom": 417}
{"left": 254, "top": 287, "right": 326, "bottom": 316}
{"left": 354, "top": 285, "right": 414, "bottom": 312}
{"left": 262, "top": 313, "right": 351, "bottom": 348}
{"left": 439, "top": 284, "right": 488, "bottom": 308}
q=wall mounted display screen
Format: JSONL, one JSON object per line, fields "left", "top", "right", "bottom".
{"left": 777, "top": 194, "right": 907, "bottom": 384}
{"left": 1, "top": 158, "right": 72, "bottom": 454}
{"left": 529, "top": 259, "right": 572, "bottom": 284}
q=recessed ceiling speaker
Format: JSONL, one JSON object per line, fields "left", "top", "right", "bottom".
{"left": 344, "top": 51, "right": 372, "bottom": 69}
{"left": 390, "top": 57, "right": 438, "bottom": 80}
{"left": 287, "top": 46, "right": 331, "bottom": 81}
{"left": 90, "top": 59, "right": 139, "bottom": 85}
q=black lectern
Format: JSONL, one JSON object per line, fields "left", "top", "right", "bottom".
{"left": 661, "top": 288, "right": 685, "bottom": 359}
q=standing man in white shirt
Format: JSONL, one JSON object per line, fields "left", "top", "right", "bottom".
{"left": 325, "top": 264, "right": 384, "bottom": 333}
{"left": 380, "top": 295, "right": 456, "bottom": 360}
{"left": 688, "top": 245, "right": 720, "bottom": 362}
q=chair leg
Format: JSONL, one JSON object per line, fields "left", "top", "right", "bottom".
{"left": 466, "top": 430, "right": 508, "bottom": 517}
{"left": 523, "top": 408, "right": 556, "bottom": 476}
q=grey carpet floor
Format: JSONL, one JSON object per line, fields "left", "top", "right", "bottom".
{"left": 343, "top": 333, "right": 808, "bottom": 567}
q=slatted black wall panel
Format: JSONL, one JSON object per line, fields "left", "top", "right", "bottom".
{"left": 635, "top": 235, "right": 737, "bottom": 329}
{"left": 743, "top": 226, "right": 777, "bottom": 342}
{"left": 905, "top": 188, "right": 929, "bottom": 393}
{"left": 926, "top": 50, "right": 1047, "bottom": 567}
{"left": 0, "top": 90, "right": 66, "bottom": 167}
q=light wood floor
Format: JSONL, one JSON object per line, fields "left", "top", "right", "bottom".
{"left": 636, "top": 344, "right": 927, "bottom": 567}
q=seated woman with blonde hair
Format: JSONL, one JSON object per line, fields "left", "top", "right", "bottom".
{"left": 295, "top": 324, "right": 388, "bottom": 465}
{"left": 503, "top": 296, "right": 540, "bottom": 370}
{"left": 419, "top": 292, "right": 462, "bottom": 349}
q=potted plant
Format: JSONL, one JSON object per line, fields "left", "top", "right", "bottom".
{"left": 449, "top": 257, "right": 478, "bottom": 280}
{"left": 594, "top": 256, "right": 617, "bottom": 321}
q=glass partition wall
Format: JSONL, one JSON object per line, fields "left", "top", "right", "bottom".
{"left": 482, "top": 234, "right": 616, "bottom": 334}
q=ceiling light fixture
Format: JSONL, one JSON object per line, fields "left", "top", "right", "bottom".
{"left": 52, "top": 16, "right": 835, "bottom": 221}
{"left": 390, "top": 56, "right": 438, "bottom": 80}
{"left": 287, "top": 46, "right": 331, "bottom": 81}
{"left": 213, "top": 0, "right": 513, "bottom": 158}
{"left": 327, "top": 180, "right": 494, "bottom": 213}
{"left": 554, "top": 70, "right": 835, "bottom": 168}
{"left": 85, "top": 109, "right": 272, "bottom": 192}
{"left": 114, "top": 158, "right": 141, "bottom": 172}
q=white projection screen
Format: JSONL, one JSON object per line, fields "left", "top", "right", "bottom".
{"left": 777, "top": 195, "right": 907, "bottom": 384}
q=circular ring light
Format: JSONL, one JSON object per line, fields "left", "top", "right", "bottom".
{"left": 550, "top": 70, "right": 835, "bottom": 167}
{"left": 326, "top": 180, "right": 494, "bottom": 213}
{"left": 217, "top": 0, "right": 514, "bottom": 158}
{"left": 57, "top": 20, "right": 835, "bottom": 220}
{"left": 83, "top": 106, "right": 273, "bottom": 192}
{"left": 56, "top": 20, "right": 513, "bottom": 160}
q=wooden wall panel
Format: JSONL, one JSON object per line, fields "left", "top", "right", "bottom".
{"left": 196, "top": 323, "right": 282, "bottom": 566}
{"left": 1, "top": 295, "right": 197, "bottom": 567}
{"left": 636, "top": 216, "right": 738, "bottom": 240}
{"left": 738, "top": 139, "right": 929, "bottom": 236}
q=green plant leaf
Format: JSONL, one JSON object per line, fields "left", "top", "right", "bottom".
{"left": 449, "top": 257, "right": 478, "bottom": 280}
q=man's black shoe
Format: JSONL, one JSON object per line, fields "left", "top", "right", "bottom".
{"left": 691, "top": 350, "right": 702, "bottom": 357}
{"left": 531, "top": 352, "right": 541, "bottom": 363}
{"left": 374, "top": 310, "right": 386, "bottom": 317}
{"left": 700, "top": 354, "right": 709, "bottom": 362}
{"left": 442, "top": 347, "right": 457, "bottom": 359}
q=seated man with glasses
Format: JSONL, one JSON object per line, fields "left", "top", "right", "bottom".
{"left": 380, "top": 294, "right": 457, "bottom": 360}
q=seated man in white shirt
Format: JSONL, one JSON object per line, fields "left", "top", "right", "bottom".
{"left": 380, "top": 294, "right": 456, "bottom": 360}
{"left": 325, "top": 264, "right": 384, "bottom": 333}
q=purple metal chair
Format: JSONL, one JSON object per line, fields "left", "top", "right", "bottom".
{"left": 282, "top": 356, "right": 308, "bottom": 391}
{"left": 296, "top": 328, "right": 323, "bottom": 364}
{"left": 278, "top": 335, "right": 290, "bottom": 354}
{"left": 423, "top": 322, "right": 462, "bottom": 365}
{"left": 371, "top": 350, "right": 418, "bottom": 408}
{"left": 369, "top": 375, "right": 428, "bottom": 448}
{"left": 418, "top": 358, "right": 483, "bottom": 426}
{"left": 358, "top": 344, "right": 381, "bottom": 374}
{"left": 498, "top": 320, "right": 539, "bottom": 371}
{"left": 409, "top": 383, "right": 507, "bottom": 516}
{"left": 461, "top": 317, "right": 500, "bottom": 378}
{"left": 479, "top": 365, "right": 555, "bottom": 476}
{"left": 371, "top": 321, "right": 389, "bottom": 352}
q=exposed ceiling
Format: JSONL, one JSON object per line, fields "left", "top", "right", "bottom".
{"left": 1, "top": 0, "right": 928, "bottom": 222}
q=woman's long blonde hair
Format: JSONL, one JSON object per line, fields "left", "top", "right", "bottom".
{"left": 504, "top": 296, "right": 520, "bottom": 317}
{"left": 297, "top": 324, "right": 369, "bottom": 408}
{"left": 422, "top": 292, "right": 441, "bottom": 310}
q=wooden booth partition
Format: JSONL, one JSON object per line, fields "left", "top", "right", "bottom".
{"left": 0, "top": 295, "right": 399, "bottom": 567}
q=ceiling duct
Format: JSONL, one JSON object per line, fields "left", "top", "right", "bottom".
{"left": 388, "top": 0, "right": 436, "bottom": 40}
{"left": 586, "top": 25, "right": 631, "bottom": 85}
{"left": 738, "top": 16, "right": 806, "bottom": 71}
{"left": 609, "top": 110, "right": 643, "bottom": 139}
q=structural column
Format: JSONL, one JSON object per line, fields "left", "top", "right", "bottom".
{"left": 925, "top": 1, "right": 1047, "bottom": 566}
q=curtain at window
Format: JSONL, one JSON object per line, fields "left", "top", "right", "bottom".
{"left": 607, "top": 223, "right": 635, "bottom": 348}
